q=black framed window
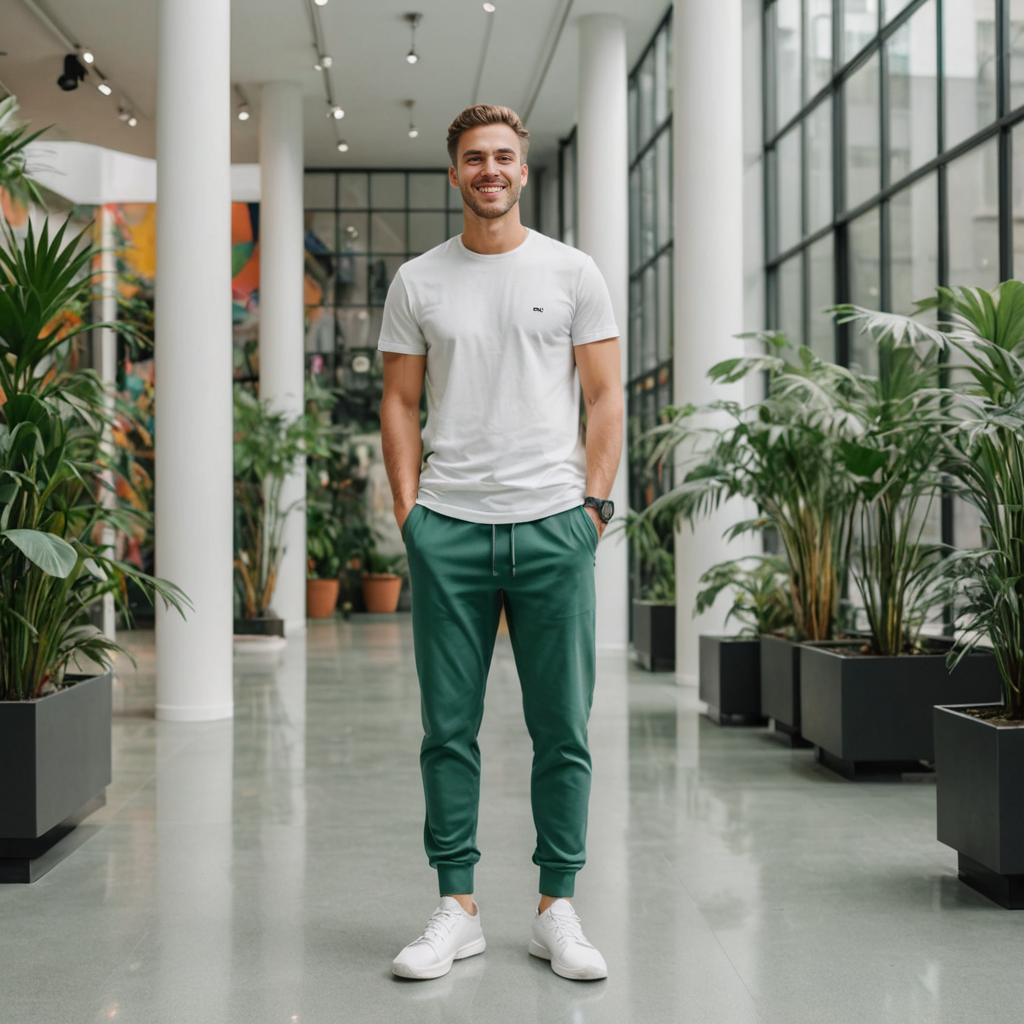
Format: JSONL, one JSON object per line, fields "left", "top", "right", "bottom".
{"left": 764, "top": 0, "right": 1024, "bottom": 593}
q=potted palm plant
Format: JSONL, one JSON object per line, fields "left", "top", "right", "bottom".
{"left": 0, "top": 216, "right": 190, "bottom": 882}
{"left": 919, "top": 282, "right": 1024, "bottom": 907}
{"left": 645, "top": 336, "right": 856, "bottom": 731}
{"left": 306, "top": 482, "right": 343, "bottom": 618}
{"left": 622, "top": 509, "right": 676, "bottom": 671}
{"left": 695, "top": 556, "right": 793, "bottom": 724}
{"left": 795, "top": 308, "right": 1001, "bottom": 777}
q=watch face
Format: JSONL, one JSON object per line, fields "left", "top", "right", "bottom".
{"left": 599, "top": 500, "right": 614, "bottom": 523}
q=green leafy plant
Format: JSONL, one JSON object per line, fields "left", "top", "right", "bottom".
{"left": 0, "top": 96, "right": 46, "bottom": 209}
{"left": 232, "top": 384, "right": 338, "bottom": 619}
{"left": 0, "top": 219, "right": 190, "bottom": 701}
{"left": 878, "top": 283, "right": 1024, "bottom": 718}
{"left": 620, "top": 509, "right": 675, "bottom": 604}
{"left": 695, "top": 555, "right": 793, "bottom": 638}
{"left": 642, "top": 336, "right": 856, "bottom": 642}
{"left": 364, "top": 547, "right": 407, "bottom": 576}
{"left": 799, "top": 308, "right": 952, "bottom": 655}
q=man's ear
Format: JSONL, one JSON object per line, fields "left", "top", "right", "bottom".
{"left": 521, "top": 162, "right": 529, "bottom": 188}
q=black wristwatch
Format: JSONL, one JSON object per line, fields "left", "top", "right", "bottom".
{"left": 583, "top": 496, "right": 615, "bottom": 524}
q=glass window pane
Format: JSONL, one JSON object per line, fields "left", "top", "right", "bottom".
{"left": 447, "top": 211, "right": 463, "bottom": 238}
{"left": 371, "top": 172, "right": 405, "bottom": 208}
{"left": 629, "top": 166, "right": 641, "bottom": 271}
{"left": 339, "top": 173, "right": 368, "bottom": 209}
{"left": 845, "top": 0, "right": 879, "bottom": 60}
{"left": 657, "top": 252, "right": 672, "bottom": 363}
{"left": 775, "top": 0, "right": 801, "bottom": 128}
{"left": 336, "top": 255, "right": 367, "bottom": 306}
{"left": 807, "top": 234, "right": 834, "bottom": 359}
{"left": 776, "top": 125, "right": 802, "bottom": 253}
{"left": 953, "top": 496, "right": 984, "bottom": 550}
{"left": 656, "top": 131, "right": 672, "bottom": 250}
{"left": 628, "top": 81, "right": 638, "bottom": 161}
{"left": 336, "top": 307, "right": 374, "bottom": 350}
{"left": 409, "top": 212, "right": 446, "bottom": 253}
{"left": 885, "top": 0, "right": 915, "bottom": 21}
{"left": 805, "top": 0, "right": 832, "bottom": 98}
{"left": 448, "top": 178, "right": 462, "bottom": 210}
{"left": 890, "top": 173, "right": 938, "bottom": 314}
{"left": 369, "top": 256, "right": 403, "bottom": 306}
{"left": 640, "top": 147, "right": 656, "bottom": 262}
{"left": 888, "top": 1, "right": 937, "bottom": 183}
{"left": 629, "top": 278, "right": 642, "bottom": 379}
{"left": 306, "top": 210, "right": 335, "bottom": 251}
{"left": 776, "top": 256, "right": 803, "bottom": 343}
{"left": 947, "top": 137, "right": 1000, "bottom": 289}
{"left": 638, "top": 49, "right": 655, "bottom": 145}
{"left": 848, "top": 208, "right": 881, "bottom": 370}
{"left": 806, "top": 99, "right": 832, "bottom": 232}
{"left": 409, "top": 173, "right": 445, "bottom": 209}
{"left": 1011, "top": 0, "right": 1024, "bottom": 111}
{"left": 370, "top": 211, "right": 406, "bottom": 254}
{"left": 655, "top": 26, "right": 669, "bottom": 126}
{"left": 642, "top": 264, "right": 657, "bottom": 369}
{"left": 844, "top": 53, "right": 881, "bottom": 210}
{"left": 943, "top": 0, "right": 997, "bottom": 151}
{"left": 304, "top": 173, "right": 334, "bottom": 208}
{"left": 339, "top": 213, "right": 368, "bottom": 254}
{"left": 1014, "top": 124, "right": 1024, "bottom": 275}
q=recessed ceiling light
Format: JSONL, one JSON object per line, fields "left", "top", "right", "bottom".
{"left": 97, "top": 80, "right": 112, "bottom": 96}
{"left": 337, "top": 140, "right": 349, "bottom": 152}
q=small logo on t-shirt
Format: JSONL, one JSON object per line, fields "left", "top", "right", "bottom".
{"left": 532, "top": 306, "right": 544, "bottom": 313}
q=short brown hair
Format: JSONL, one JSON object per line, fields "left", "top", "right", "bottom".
{"left": 446, "top": 104, "right": 529, "bottom": 166}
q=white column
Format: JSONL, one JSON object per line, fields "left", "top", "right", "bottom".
{"left": 94, "top": 205, "right": 118, "bottom": 641}
{"left": 154, "top": 0, "right": 234, "bottom": 721}
{"left": 673, "top": 0, "right": 759, "bottom": 685}
{"left": 259, "top": 82, "right": 307, "bottom": 635}
{"left": 577, "top": 14, "right": 629, "bottom": 652}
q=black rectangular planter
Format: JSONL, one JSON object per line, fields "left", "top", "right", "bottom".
{"left": 800, "top": 644, "right": 1003, "bottom": 779}
{"left": 935, "top": 704, "right": 1024, "bottom": 909}
{"left": 0, "top": 672, "right": 112, "bottom": 883}
{"left": 632, "top": 601, "right": 676, "bottom": 672}
{"left": 698, "top": 635, "right": 765, "bottom": 726}
{"left": 759, "top": 635, "right": 810, "bottom": 746}
{"left": 233, "top": 616, "right": 286, "bottom": 637}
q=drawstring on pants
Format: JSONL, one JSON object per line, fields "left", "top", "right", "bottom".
{"left": 490, "top": 523, "right": 518, "bottom": 578}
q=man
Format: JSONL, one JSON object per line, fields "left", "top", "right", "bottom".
{"left": 378, "top": 104, "right": 622, "bottom": 983}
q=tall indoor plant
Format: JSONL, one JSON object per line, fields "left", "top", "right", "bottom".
{"left": 0, "top": 215, "right": 190, "bottom": 880}
{"left": 621, "top": 508, "right": 676, "bottom": 671}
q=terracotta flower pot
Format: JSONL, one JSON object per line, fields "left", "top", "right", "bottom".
{"left": 361, "top": 573, "right": 403, "bottom": 614}
{"left": 306, "top": 577, "right": 340, "bottom": 619}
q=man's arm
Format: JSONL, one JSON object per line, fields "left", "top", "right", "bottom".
{"left": 380, "top": 351, "right": 426, "bottom": 529}
{"left": 575, "top": 337, "right": 623, "bottom": 535}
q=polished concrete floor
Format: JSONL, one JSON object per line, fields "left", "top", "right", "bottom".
{"left": 2, "top": 613, "right": 1022, "bottom": 1024}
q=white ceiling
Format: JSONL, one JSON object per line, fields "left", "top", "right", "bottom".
{"left": 1, "top": 0, "right": 668, "bottom": 174}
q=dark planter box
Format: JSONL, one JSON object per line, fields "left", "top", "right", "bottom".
{"left": 698, "top": 635, "right": 765, "bottom": 726}
{"left": 633, "top": 601, "right": 676, "bottom": 672}
{"left": 935, "top": 704, "right": 1024, "bottom": 909}
{"left": 0, "top": 672, "right": 112, "bottom": 883}
{"left": 233, "top": 616, "right": 286, "bottom": 637}
{"left": 759, "top": 635, "right": 810, "bottom": 746}
{"left": 801, "top": 643, "right": 1003, "bottom": 779}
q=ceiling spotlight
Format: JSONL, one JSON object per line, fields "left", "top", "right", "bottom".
{"left": 329, "top": 105, "right": 345, "bottom": 120}
{"left": 80, "top": 49, "right": 95, "bottom": 64}
{"left": 404, "top": 12, "right": 421, "bottom": 65}
{"left": 57, "top": 53, "right": 86, "bottom": 91}
{"left": 314, "top": 0, "right": 329, "bottom": 5}
{"left": 237, "top": 105, "right": 250, "bottom": 121}
{"left": 483, "top": 2, "right": 496, "bottom": 10}
{"left": 337, "top": 140, "right": 349, "bottom": 153}
{"left": 408, "top": 127, "right": 419, "bottom": 138}
{"left": 117, "top": 106, "right": 130, "bottom": 122}
{"left": 320, "top": 55, "right": 333, "bottom": 68}
{"left": 127, "top": 115, "right": 138, "bottom": 128}
{"left": 97, "top": 79, "right": 112, "bottom": 96}
{"left": 404, "top": 98, "right": 418, "bottom": 139}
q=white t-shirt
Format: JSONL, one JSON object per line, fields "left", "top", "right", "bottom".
{"left": 377, "top": 228, "right": 619, "bottom": 524}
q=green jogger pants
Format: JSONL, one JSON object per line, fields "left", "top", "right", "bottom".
{"left": 402, "top": 502, "right": 599, "bottom": 899}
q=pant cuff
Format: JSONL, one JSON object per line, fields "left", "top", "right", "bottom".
{"left": 539, "top": 868, "right": 576, "bottom": 898}
{"left": 437, "top": 865, "right": 475, "bottom": 896}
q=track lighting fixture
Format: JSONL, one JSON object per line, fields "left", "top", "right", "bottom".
{"left": 405, "top": 98, "right": 418, "bottom": 138}
{"left": 337, "top": 140, "right": 349, "bottom": 152}
{"left": 483, "top": 2, "right": 496, "bottom": 11}
{"left": 57, "top": 53, "right": 86, "bottom": 91}
{"left": 237, "top": 105, "right": 250, "bottom": 122}
{"left": 314, "top": 0, "right": 329, "bottom": 6}
{"left": 127, "top": 115, "right": 138, "bottom": 127}
{"left": 404, "top": 13, "right": 421, "bottom": 64}
{"left": 329, "top": 104, "right": 344, "bottom": 120}
{"left": 117, "top": 106, "right": 130, "bottom": 122}
{"left": 80, "top": 49, "right": 95, "bottom": 64}
{"left": 97, "top": 79, "right": 112, "bottom": 96}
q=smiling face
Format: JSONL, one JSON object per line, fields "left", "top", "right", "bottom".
{"left": 449, "top": 123, "right": 529, "bottom": 221}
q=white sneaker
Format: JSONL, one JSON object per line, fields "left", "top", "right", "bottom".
{"left": 529, "top": 899, "right": 608, "bottom": 980}
{"left": 392, "top": 897, "right": 486, "bottom": 980}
